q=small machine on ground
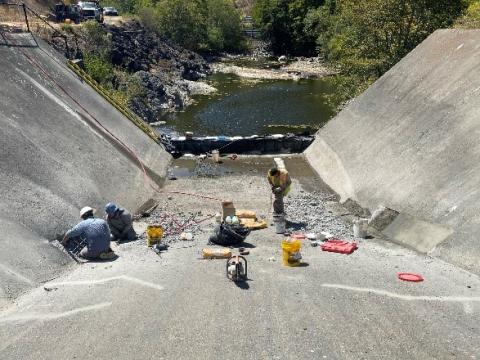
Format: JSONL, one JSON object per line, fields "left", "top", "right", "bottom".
{"left": 226, "top": 255, "right": 248, "bottom": 282}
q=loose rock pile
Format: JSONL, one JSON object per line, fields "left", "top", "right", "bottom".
{"left": 286, "top": 191, "right": 354, "bottom": 240}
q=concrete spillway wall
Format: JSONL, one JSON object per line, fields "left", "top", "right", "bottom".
{"left": 0, "top": 34, "right": 171, "bottom": 302}
{"left": 306, "top": 29, "right": 480, "bottom": 274}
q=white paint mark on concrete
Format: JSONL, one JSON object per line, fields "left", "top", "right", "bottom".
{"left": 46, "top": 275, "right": 164, "bottom": 291}
{"left": 0, "top": 302, "right": 111, "bottom": 323}
{"left": 463, "top": 302, "right": 474, "bottom": 314}
{"left": 16, "top": 68, "right": 82, "bottom": 121}
{"left": 0, "top": 263, "right": 34, "bottom": 285}
{"left": 15, "top": 68, "right": 103, "bottom": 140}
{"left": 322, "top": 283, "right": 480, "bottom": 313}
{"left": 456, "top": 43, "right": 464, "bottom": 51}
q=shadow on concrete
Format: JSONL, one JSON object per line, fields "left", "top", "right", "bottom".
{"left": 89, "top": 254, "right": 120, "bottom": 263}
{"left": 0, "top": 31, "right": 38, "bottom": 48}
{"left": 233, "top": 279, "right": 251, "bottom": 290}
{"left": 232, "top": 241, "right": 256, "bottom": 249}
{"left": 286, "top": 220, "right": 308, "bottom": 231}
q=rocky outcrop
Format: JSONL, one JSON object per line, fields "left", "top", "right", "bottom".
{"left": 49, "top": 20, "right": 211, "bottom": 123}
{"left": 106, "top": 21, "right": 211, "bottom": 122}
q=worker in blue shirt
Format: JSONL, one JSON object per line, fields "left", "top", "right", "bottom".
{"left": 62, "top": 206, "right": 114, "bottom": 260}
{"left": 104, "top": 202, "right": 136, "bottom": 242}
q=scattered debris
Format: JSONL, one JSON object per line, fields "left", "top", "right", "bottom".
{"left": 43, "top": 286, "right": 58, "bottom": 292}
{"left": 180, "top": 232, "right": 194, "bottom": 241}
{"left": 153, "top": 243, "right": 169, "bottom": 253}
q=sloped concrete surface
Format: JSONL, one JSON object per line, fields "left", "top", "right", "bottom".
{"left": 306, "top": 29, "right": 480, "bottom": 274}
{"left": 0, "top": 33, "right": 170, "bottom": 301}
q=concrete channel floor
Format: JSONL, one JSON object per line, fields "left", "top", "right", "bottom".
{"left": 0, "top": 156, "right": 479, "bottom": 359}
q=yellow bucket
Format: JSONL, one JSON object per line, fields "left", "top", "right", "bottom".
{"left": 146, "top": 225, "right": 163, "bottom": 247}
{"left": 281, "top": 238, "right": 302, "bottom": 267}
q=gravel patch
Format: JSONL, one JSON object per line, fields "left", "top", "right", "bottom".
{"left": 285, "top": 190, "right": 355, "bottom": 240}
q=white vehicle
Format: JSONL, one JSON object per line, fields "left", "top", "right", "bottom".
{"left": 77, "top": 1, "right": 103, "bottom": 22}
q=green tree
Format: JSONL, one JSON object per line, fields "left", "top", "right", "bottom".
{"left": 313, "top": 0, "right": 469, "bottom": 103}
{"left": 253, "top": 0, "right": 325, "bottom": 55}
{"left": 138, "top": 0, "right": 243, "bottom": 52}
{"left": 206, "top": 0, "right": 245, "bottom": 51}
{"left": 455, "top": 0, "right": 480, "bottom": 28}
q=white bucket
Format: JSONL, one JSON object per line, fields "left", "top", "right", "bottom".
{"left": 273, "top": 214, "right": 286, "bottom": 234}
{"left": 212, "top": 150, "right": 220, "bottom": 163}
{"left": 353, "top": 219, "right": 369, "bottom": 238}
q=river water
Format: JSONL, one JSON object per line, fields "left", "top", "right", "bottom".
{"left": 159, "top": 66, "right": 337, "bottom": 137}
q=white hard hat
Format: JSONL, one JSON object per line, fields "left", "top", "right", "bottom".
{"left": 79, "top": 206, "right": 95, "bottom": 218}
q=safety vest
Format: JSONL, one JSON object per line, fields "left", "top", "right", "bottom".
{"left": 268, "top": 169, "right": 291, "bottom": 196}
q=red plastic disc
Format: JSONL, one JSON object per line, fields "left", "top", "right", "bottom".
{"left": 398, "top": 273, "right": 424, "bottom": 282}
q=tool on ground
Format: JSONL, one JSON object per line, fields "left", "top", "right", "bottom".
{"left": 281, "top": 238, "right": 302, "bottom": 267}
{"left": 226, "top": 255, "right": 248, "bottom": 282}
{"left": 321, "top": 239, "right": 358, "bottom": 254}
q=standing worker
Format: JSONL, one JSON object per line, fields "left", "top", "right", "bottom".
{"left": 267, "top": 167, "right": 292, "bottom": 215}
{"left": 62, "top": 206, "right": 114, "bottom": 260}
{"left": 105, "top": 202, "right": 136, "bottom": 242}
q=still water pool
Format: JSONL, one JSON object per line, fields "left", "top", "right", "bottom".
{"left": 160, "top": 72, "right": 337, "bottom": 136}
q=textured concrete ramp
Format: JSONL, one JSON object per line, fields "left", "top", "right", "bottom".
{"left": 0, "top": 33, "right": 170, "bottom": 300}
{"left": 305, "top": 29, "right": 480, "bottom": 274}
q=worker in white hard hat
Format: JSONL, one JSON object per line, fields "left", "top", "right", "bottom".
{"left": 62, "top": 206, "right": 114, "bottom": 260}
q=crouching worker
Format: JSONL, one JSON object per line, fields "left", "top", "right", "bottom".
{"left": 267, "top": 167, "right": 292, "bottom": 215}
{"left": 62, "top": 207, "right": 114, "bottom": 260}
{"left": 105, "top": 202, "right": 136, "bottom": 242}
